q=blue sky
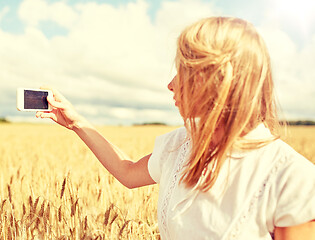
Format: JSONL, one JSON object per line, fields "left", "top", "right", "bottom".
{"left": 0, "top": 0, "right": 314, "bottom": 125}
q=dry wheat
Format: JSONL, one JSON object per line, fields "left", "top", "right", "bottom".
{"left": 0, "top": 123, "right": 313, "bottom": 239}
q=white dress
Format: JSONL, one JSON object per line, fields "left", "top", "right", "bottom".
{"left": 147, "top": 124, "right": 315, "bottom": 240}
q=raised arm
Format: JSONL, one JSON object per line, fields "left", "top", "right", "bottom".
{"left": 36, "top": 87, "right": 156, "bottom": 189}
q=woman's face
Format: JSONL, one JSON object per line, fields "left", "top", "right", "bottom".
{"left": 168, "top": 73, "right": 203, "bottom": 118}
{"left": 168, "top": 75, "right": 180, "bottom": 107}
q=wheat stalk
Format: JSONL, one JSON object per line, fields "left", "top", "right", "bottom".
{"left": 28, "top": 196, "right": 33, "bottom": 211}
{"left": 1, "top": 199, "right": 7, "bottom": 212}
{"left": 33, "top": 197, "right": 40, "bottom": 213}
{"left": 22, "top": 203, "right": 26, "bottom": 217}
{"left": 39, "top": 201, "right": 45, "bottom": 217}
{"left": 60, "top": 178, "right": 66, "bottom": 199}
{"left": 58, "top": 206, "right": 62, "bottom": 222}
{"left": 44, "top": 203, "right": 50, "bottom": 221}
{"left": 71, "top": 199, "right": 79, "bottom": 217}
{"left": 84, "top": 216, "right": 88, "bottom": 230}
{"left": 119, "top": 220, "right": 131, "bottom": 238}
{"left": 7, "top": 185, "right": 12, "bottom": 203}
{"left": 104, "top": 204, "right": 114, "bottom": 226}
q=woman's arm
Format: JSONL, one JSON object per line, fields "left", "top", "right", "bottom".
{"left": 36, "top": 87, "right": 156, "bottom": 189}
{"left": 274, "top": 220, "right": 315, "bottom": 240}
{"left": 73, "top": 122, "right": 156, "bottom": 188}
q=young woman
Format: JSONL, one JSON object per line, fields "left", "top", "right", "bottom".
{"left": 37, "top": 17, "right": 315, "bottom": 240}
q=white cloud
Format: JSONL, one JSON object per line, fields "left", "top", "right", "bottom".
{"left": 264, "top": 0, "right": 315, "bottom": 37}
{"left": 75, "top": 104, "right": 99, "bottom": 116}
{"left": 156, "top": 0, "right": 220, "bottom": 32}
{"left": 18, "top": 0, "right": 77, "bottom": 28}
{"left": 1, "top": 0, "right": 314, "bottom": 124}
{"left": 4, "top": 0, "right": 211, "bottom": 124}
{"left": 18, "top": 0, "right": 48, "bottom": 26}
{"left": 299, "top": 35, "right": 315, "bottom": 83}
{"left": 49, "top": 2, "right": 78, "bottom": 28}
{"left": 259, "top": 28, "right": 315, "bottom": 120}
{"left": 260, "top": 28, "right": 297, "bottom": 72}
{"left": 110, "top": 107, "right": 137, "bottom": 120}
{"left": 0, "top": 6, "right": 10, "bottom": 23}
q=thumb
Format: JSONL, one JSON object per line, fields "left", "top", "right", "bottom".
{"left": 47, "top": 95, "right": 65, "bottom": 109}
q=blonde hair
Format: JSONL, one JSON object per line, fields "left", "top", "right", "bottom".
{"left": 175, "top": 17, "right": 280, "bottom": 191}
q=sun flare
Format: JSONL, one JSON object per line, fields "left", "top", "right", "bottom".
{"left": 273, "top": 0, "right": 315, "bottom": 29}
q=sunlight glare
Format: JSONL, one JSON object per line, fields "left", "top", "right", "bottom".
{"left": 273, "top": 0, "right": 315, "bottom": 29}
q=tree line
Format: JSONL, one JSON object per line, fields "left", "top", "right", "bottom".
{"left": 1, "top": 118, "right": 315, "bottom": 126}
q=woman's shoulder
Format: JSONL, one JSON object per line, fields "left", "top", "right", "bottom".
{"left": 268, "top": 139, "right": 312, "bottom": 165}
{"left": 152, "top": 126, "right": 188, "bottom": 163}
{"left": 156, "top": 126, "right": 187, "bottom": 145}
{"left": 251, "top": 139, "right": 315, "bottom": 189}
{"left": 272, "top": 139, "right": 315, "bottom": 175}
{"left": 229, "top": 137, "right": 314, "bottom": 188}
{"left": 148, "top": 127, "right": 187, "bottom": 183}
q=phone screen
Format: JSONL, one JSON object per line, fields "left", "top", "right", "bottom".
{"left": 24, "top": 90, "right": 49, "bottom": 109}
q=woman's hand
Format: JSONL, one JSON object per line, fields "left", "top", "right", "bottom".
{"left": 36, "top": 87, "right": 86, "bottom": 130}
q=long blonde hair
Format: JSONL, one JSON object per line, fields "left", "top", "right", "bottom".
{"left": 175, "top": 17, "right": 280, "bottom": 191}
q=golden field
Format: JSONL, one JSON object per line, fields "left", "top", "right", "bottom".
{"left": 0, "top": 123, "right": 314, "bottom": 240}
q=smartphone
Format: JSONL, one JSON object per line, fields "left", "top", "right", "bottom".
{"left": 17, "top": 88, "right": 52, "bottom": 111}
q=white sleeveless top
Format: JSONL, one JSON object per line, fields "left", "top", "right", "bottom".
{"left": 148, "top": 124, "right": 315, "bottom": 240}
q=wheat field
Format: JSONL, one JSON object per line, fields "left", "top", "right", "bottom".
{"left": 0, "top": 123, "right": 314, "bottom": 240}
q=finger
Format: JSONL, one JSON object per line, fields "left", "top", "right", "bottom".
{"left": 36, "top": 111, "right": 57, "bottom": 122}
{"left": 36, "top": 111, "right": 48, "bottom": 118}
{"left": 47, "top": 95, "right": 66, "bottom": 109}
{"left": 40, "top": 86, "right": 68, "bottom": 102}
